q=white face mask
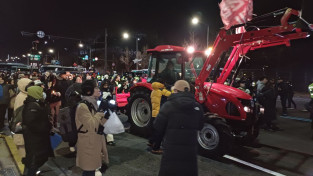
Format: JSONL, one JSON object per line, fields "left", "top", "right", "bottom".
{"left": 43, "top": 92, "right": 47, "bottom": 100}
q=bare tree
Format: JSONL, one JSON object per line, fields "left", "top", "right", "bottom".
{"left": 137, "top": 45, "right": 149, "bottom": 69}
{"left": 120, "top": 48, "right": 134, "bottom": 72}
{"left": 183, "top": 31, "right": 201, "bottom": 49}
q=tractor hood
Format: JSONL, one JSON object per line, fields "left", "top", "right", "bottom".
{"left": 204, "top": 82, "right": 252, "bottom": 100}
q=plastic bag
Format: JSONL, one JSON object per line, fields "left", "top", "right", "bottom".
{"left": 103, "top": 110, "right": 125, "bottom": 134}
{"left": 50, "top": 133, "right": 62, "bottom": 150}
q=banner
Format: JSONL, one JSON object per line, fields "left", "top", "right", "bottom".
{"left": 219, "top": 0, "right": 253, "bottom": 31}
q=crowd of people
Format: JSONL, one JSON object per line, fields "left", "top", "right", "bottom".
{"left": 233, "top": 76, "right": 297, "bottom": 131}
{"left": 1, "top": 69, "right": 313, "bottom": 176}
{"left": 0, "top": 70, "right": 148, "bottom": 176}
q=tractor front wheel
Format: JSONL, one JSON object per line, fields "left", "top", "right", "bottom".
{"left": 197, "top": 119, "right": 233, "bottom": 158}
{"left": 128, "top": 90, "right": 153, "bottom": 138}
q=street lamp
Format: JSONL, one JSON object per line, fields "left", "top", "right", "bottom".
{"left": 191, "top": 17, "right": 210, "bottom": 48}
{"left": 205, "top": 47, "right": 213, "bottom": 57}
{"left": 191, "top": 17, "right": 199, "bottom": 25}
{"left": 78, "top": 42, "right": 84, "bottom": 48}
{"left": 22, "top": 55, "right": 26, "bottom": 57}
{"left": 38, "top": 51, "right": 42, "bottom": 55}
{"left": 122, "top": 32, "right": 141, "bottom": 70}
{"left": 49, "top": 49, "right": 54, "bottom": 53}
{"left": 123, "top": 32, "right": 129, "bottom": 39}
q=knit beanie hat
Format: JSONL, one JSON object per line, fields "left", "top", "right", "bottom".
{"left": 81, "top": 80, "right": 97, "bottom": 96}
{"left": 171, "top": 80, "right": 190, "bottom": 92}
{"left": 27, "top": 86, "right": 43, "bottom": 100}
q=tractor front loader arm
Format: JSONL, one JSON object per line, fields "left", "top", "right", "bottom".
{"left": 195, "top": 8, "right": 310, "bottom": 104}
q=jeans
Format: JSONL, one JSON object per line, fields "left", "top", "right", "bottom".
{"left": 279, "top": 94, "right": 287, "bottom": 114}
{"left": 82, "top": 170, "right": 95, "bottom": 176}
{"left": 0, "top": 104, "right": 8, "bottom": 129}
{"left": 287, "top": 93, "right": 296, "bottom": 108}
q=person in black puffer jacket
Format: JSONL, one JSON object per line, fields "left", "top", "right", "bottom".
{"left": 22, "top": 86, "right": 54, "bottom": 176}
{"left": 153, "top": 80, "right": 204, "bottom": 176}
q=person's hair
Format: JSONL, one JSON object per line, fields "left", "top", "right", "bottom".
{"left": 100, "top": 80, "right": 110, "bottom": 91}
{"left": 175, "top": 87, "right": 189, "bottom": 93}
{"left": 259, "top": 76, "right": 268, "bottom": 81}
{"left": 165, "top": 60, "right": 174, "bottom": 69}
{"left": 111, "top": 74, "right": 120, "bottom": 83}
{"left": 25, "top": 81, "right": 35, "bottom": 92}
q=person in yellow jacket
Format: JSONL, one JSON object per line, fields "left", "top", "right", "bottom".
{"left": 151, "top": 82, "right": 171, "bottom": 118}
{"left": 148, "top": 81, "right": 171, "bottom": 153}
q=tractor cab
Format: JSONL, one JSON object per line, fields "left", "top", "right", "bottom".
{"left": 146, "top": 45, "right": 206, "bottom": 89}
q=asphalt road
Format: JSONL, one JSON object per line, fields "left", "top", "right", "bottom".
{"left": 1, "top": 93, "right": 313, "bottom": 176}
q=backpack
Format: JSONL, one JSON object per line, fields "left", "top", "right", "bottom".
{"left": 0, "top": 85, "right": 3, "bottom": 100}
{"left": 57, "top": 100, "right": 96, "bottom": 143}
{"left": 10, "top": 105, "right": 24, "bottom": 133}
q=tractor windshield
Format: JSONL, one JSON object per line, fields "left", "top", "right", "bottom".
{"left": 185, "top": 53, "right": 206, "bottom": 83}
{"left": 147, "top": 52, "right": 207, "bottom": 86}
{"left": 147, "top": 53, "right": 183, "bottom": 86}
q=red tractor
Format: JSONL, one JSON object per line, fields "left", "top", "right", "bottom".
{"left": 126, "top": 8, "right": 312, "bottom": 157}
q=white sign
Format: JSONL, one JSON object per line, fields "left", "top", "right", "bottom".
{"left": 37, "top": 31, "right": 45, "bottom": 38}
{"left": 133, "top": 58, "right": 142, "bottom": 63}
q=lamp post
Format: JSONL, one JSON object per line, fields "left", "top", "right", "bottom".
{"left": 191, "top": 17, "right": 210, "bottom": 48}
{"left": 104, "top": 28, "right": 108, "bottom": 73}
{"left": 27, "top": 53, "right": 31, "bottom": 65}
{"left": 123, "top": 32, "right": 141, "bottom": 70}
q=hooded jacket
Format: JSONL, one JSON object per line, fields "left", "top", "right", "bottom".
{"left": 14, "top": 78, "right": 32, "bottom": 111}
{"left": 151, "top": 82, "right": 171, "bottom": 117}
{"left": 22, "top": 86, "right": 54, "bottom": 168}
{"left": 154, "top": 92, "right": 204, "bottom": 176}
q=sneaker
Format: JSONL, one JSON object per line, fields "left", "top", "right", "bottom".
{"left": 107, "top": 141, "right": 116, "bottom": 146}
{"left": 151, "top": 149, "right": 163, "bottom": 155}
{"left": 147, "top": 142, "right": 153, "bottom": 147}
{"left": 69, "top": 147, "right": 76, "bottom": 152}
{"left": 95, "top": 170, "right": 102, "bottom": 176}
{"left": 271, "top": 125, "right": 283, "bottom": 131}
{"left": 99, "top": 163, "right": 108, "bottom": 173}
{"left": 260, "top": 125, "right": 274, "bottom": 132}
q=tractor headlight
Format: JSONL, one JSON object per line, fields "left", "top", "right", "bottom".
{"left": 260, "top": 107, "right": 264, "bottom": 114}
{"left": 244, "top": 106, "right": 251, "bottom": 113}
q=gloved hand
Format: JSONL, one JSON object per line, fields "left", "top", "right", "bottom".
{"left": 97, "top": 124, "right": 104, "bottom": 135}
{"left": 104, "top": 111, "right": 110, "bottom": 120}
{"left": 98, "top": 99, "right": 109, "bottom": 112}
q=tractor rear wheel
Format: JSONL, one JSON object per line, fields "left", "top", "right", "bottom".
{"left": 128, "top": 90, "right": 153, "bottom": 138}
{"left": 197, "top": 119, "right": 233, "bottom": 158}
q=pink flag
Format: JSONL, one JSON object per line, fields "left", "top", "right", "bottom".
{"left": 219, "top": 0, "right": 253, "bottom": 31}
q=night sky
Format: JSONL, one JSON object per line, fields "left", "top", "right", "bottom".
{"left": 1, "top": 0, "right": 313, "bottom": 87}
{"left": 1, "top": 0, "right": 310, "bottom": 57}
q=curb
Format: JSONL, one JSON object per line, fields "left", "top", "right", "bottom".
{"left": 0, "top": 134, "right": 24, "bottom": 175}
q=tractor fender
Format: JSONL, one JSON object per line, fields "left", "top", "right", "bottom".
{"left": 130, "top": 82, "right": 152, "bottom": 93}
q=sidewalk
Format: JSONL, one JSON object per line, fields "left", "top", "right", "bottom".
{"left": 0, "top": 137, "right": 20, "bottom": 176}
